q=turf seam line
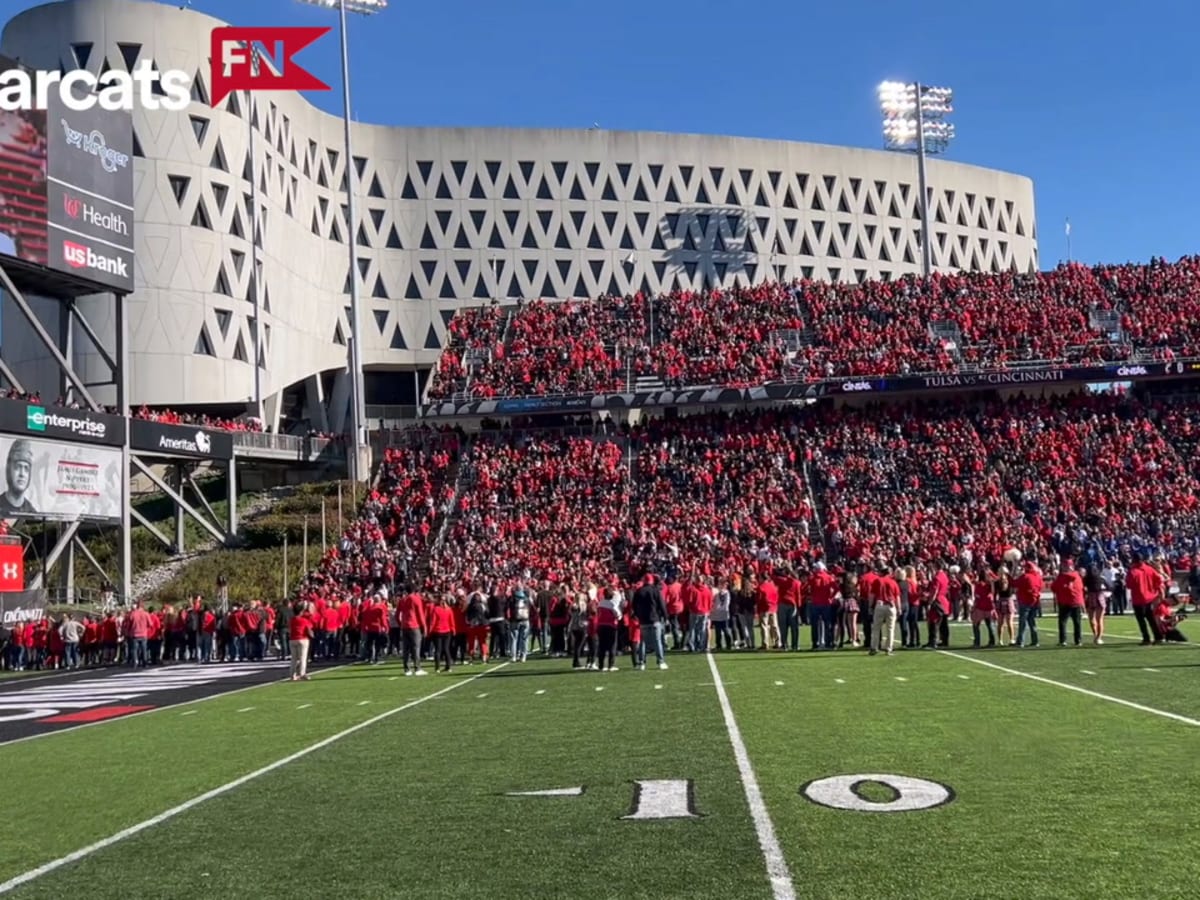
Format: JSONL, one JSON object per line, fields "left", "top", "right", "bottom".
{"left": 938, "top": 651, "right": 1200, "bottom": 728}
{"left": 705, "top": 652, "right": 796, "bottom": 900}
{"left": 0, "top": 662, "right": 509, "bottom": 895}
{"left": 0, "top": 663, "right": 355, "bottom": 749}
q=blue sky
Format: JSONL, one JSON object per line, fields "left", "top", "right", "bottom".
{"left": 5, "top": 0, "right": 1198, "bottom": 267}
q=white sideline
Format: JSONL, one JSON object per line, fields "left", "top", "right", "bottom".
{"left": 0, "top": 663, "right": 507, "bottom": 895}
{"left": 705, "top": 652, "right": 796, "bottom": 900}
{"left": 939, "top": 652, "right": 1200, "bottom": 727}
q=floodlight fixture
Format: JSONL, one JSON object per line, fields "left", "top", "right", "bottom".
{"left": 877, "top": 80, "right": 956, "bottom": 276}
{"left": 297, "top": 0, "right": 388, "bottom": 12}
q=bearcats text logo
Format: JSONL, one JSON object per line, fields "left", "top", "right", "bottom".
{"left": 1116, "top": 366, "right": 1148, "bottom": 377}
{"left": 841, "top": 381, "right": 874, "bottom": 392}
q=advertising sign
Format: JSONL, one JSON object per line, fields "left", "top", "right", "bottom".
{"left": 0, "top": 433, "right": 121, "bottom": 521}
{"left": 0, "top": 55, "right": 135, "bottom": 292}
{"left": 0, "top": 542, "right": 22, "bottom": 591}
{"left": 129, "top": 419, "right": 234, "bottom": 460}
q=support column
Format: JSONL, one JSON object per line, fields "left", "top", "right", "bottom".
{"left": 226, "top": 455, "right": 238, "bottom": 538}
{"left": 116, "top": 292, "right": 132, "bottom": 603}
{"left": 58, "top": 535, "right": 75, "bottom": 603}
{"left": 174, "top": 463, "right": 186, "bottom": 553}
{"left": 305, "top": 374, "right": 329, "bottom": 433}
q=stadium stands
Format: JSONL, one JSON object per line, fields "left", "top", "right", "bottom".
{"left": 303, "top": 390, "right": 1200, "bottom": 609}
{"left": 428, "top": 258, "right": 1200, "bottom": 399}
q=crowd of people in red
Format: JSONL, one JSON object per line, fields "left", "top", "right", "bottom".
{"left": 294, "top": 430, "right": 461, "bottom": 608}
{"left": 428, "top": 257, "right": 1200, "bottom": 399}
{"left": 811, "top": 403, "right": 1037, "bottom": 568}
{"left": 133, "top": 406, "right": 263, "bottom": 433}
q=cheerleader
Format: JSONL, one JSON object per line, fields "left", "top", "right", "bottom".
{"left": 839, "top": 566, "right": 860, "bottom": 648}
{"left": 994, "top": 564, "right": 1017, "bottom": 646}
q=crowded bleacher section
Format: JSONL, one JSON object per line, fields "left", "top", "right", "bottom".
{"left": 428, "top": 258, "right": 1200, "bottom": 399}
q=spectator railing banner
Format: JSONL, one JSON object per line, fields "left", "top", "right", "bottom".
{"left": 0, "top": 590, "right": 45, "bottom": 626}
{"left": 130, "top": 419, "right": 234, "bottom": 460}
{"left": 420, "top": 360, "right": 1200, "bottom": 417}
{"left": 0, "top": 400, "right": 124, "bottom": 446}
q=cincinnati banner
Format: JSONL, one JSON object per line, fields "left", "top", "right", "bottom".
{"left": 420, "top": 360, "right": 1193, "bottom": 418}
{"left": 0, "top": 433, "right": 121, "bottom": 521}
{"left": 0, "top": 590, "right": 46, "bottom": 627}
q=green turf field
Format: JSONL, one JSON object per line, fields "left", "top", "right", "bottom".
{"left": 1, "top": 616, "right": 1198, "bottom": 900}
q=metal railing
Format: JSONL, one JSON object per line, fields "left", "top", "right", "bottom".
{"left": 233, "top": 431, "right": 345, "bottom": 458}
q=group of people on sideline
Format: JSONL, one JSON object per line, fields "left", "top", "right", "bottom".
{"left": 3, "top": 549, "right": 1191, "bottom": 676}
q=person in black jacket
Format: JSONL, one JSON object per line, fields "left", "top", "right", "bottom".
{"left": 632, "top": 574, "right": 669, "bottom": 670}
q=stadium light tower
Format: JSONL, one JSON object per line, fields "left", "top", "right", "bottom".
{"left": 297, "top": 0, "right": 388, "bottom": 483}
{"left": 878, "top": 81, "right": 955, "bottom": 277}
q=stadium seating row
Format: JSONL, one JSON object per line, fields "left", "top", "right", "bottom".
{"left": 428, "top": 258, "right": 1200, "bottom": 399}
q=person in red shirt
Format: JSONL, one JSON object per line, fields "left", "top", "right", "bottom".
{"left": 427, "top": 594, "right": 457, "bottom": 673}
{"left": 1152, "top": 600, "right": 1188, "bottom": 643}
{"left": 1126, "top": 552, "right": 1167, "bottom": 645}
{"left": 774, "top": 567, "right": 803, "bottom": 652}
{"left": 1051, "top": 559, "right": 1085, "bottom": 647}
{"left": 806, "top": 563, "right": 838, "bottom": 650}
{"left": 968, "top": 569, "right": 997, "bottom": 649}
{"left": 125, "top": 601, "right": 154, "bottom": 668}
{"left": 755, "top": 576, "right": 780, "bottom": 651}
{"left": 870, "top": 567, "right": 901, "bottom": 655}
{"left": 925, "top": 565, "right": 951, "bottom": 649}
{"left": 1014, "top": 560, "right": 1044, "bottom": 648}
{"left": 397, "top": 585, "right": 428, "bottom": 676}
{"left": 663, "top": 577, "right": 685, "bottom": 650}
{"left": 288, "top": 602, "right": 315, "bottom": 681}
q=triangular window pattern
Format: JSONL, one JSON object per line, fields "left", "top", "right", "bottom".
{"left": 190, "top": 115, "right": 209, "bottom": 145}
{"left": 401, "top": 175, "right": 418, "bottom": 199}
{"left": 424, "top": 324, "right": 441, "bottom": 349}
{"left": 192, "top": 201, "right": 212, "bottom": 229}
{"left": 194, "top": 325, "right": 215, "bottom": 356}
{"left": 214, "top": 265, "right": 231, "bottom": 295}
{"left": 333, "top": 321, "right": 346, "bottom": 345}
{"left": 373, "top": 310, "right": 389, "bottom": 334}
{"left": 390, "top": 325, "right": 407, "bottom": 349}
{"left": 386, "top": 225, "right": 403, "bottom": 249}
{"left": 405, "top": 274, "right": 422, "bottom": 299}
{"left": 71, "top": 42, "right": 93, "bottom": 70}
{"left": 369, "top": 173, "right": 385, "bottom": 199}
{"left": 131, "top": 129, "right": 144, "bottom": 158}
{"left": 116, "top": 42, "right": 141, "bottom": 71}
{"left": 168, "top": 174, "right": 190, "bottom": 205}
{"left": 210, "top": 139, "right": 229, "bottom": 172}
{"left": 233, "top": 332, "right": 248, "bottom": 363}
{"left": 214, "top": 308, "right": 232, "bottom": 338}
{"left": 191, "top": 69, "right": 209, "bottom": 105}
{"left": 211, "top": 182, "right": 228, "bottom": 213}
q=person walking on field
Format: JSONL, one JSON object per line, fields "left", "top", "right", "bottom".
{"left": 870, "top": 567, "right": 900, "bottom": 656}
{"left": 1052, "top": 559, "right": 1086, "bottom": 647}
{"left": 289, "top": 602, "right": 314, "bottom": 681}
{"left": 1014, "top": 560, "right": 1044, "bottom": 648}
{"left": 1126, "top": 552, "right": 1166, "bottom": 645}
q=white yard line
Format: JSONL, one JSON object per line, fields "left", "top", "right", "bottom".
{"left": 0, "top": 663, "right": 508, "bottom": 895}
{"left": 705, "top": 652, "right": 796, "bottom": 900}
{"left": 939, "top": 651, "right": 1200, "bottom": 728}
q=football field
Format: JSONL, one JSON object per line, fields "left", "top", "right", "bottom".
{"left": 1, "top": 619, "right": 1198, "bottom": 900}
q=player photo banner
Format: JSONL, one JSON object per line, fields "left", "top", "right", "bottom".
{"left": 0, "top": 434, "right": 121, "bottom": 521}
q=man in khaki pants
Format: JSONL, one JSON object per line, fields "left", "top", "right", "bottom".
{"left": 870, "top": 567, "right": 902, "bottom": 656}
{"left": 289, "top": 602, "right": 315, "bottom": 681}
